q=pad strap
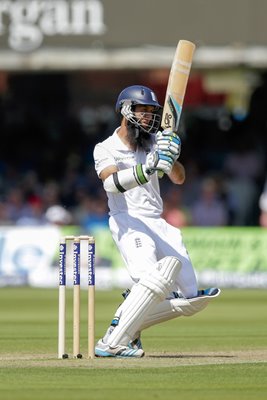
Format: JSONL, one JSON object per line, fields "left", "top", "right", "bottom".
{"left": 103, "top": 164, "right": 150, "bottom": 193}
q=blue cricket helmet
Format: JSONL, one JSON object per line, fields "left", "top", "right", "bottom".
{"left": 115, "top": 85, "right": 162, "bottom": 134}
{"left": 115, "top": 85, "right": 161, "bottom": 112}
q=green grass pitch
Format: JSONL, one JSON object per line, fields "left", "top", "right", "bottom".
{"left": 0, "top": 287, "right": 266, "bottom": 400}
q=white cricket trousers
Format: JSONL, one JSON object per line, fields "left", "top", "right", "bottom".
{"left": 109, "top": 213, "right": 198, "bottom": 298}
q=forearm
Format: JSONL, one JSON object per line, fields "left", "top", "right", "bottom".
{"left": 168, "top": 161, "right": 185, "bottom": 184}
{"left": 103, "top": 165, "right": 150, "bottom": 193}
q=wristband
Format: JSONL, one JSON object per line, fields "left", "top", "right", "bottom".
{"left": 103, "top": 164, "right": 150, "bottom": 193}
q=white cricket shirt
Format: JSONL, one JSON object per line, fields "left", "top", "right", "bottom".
{"left": 93, "top": 128, "right": 163, "bottom": 217}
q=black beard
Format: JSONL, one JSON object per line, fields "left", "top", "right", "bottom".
{"left": 127, "top": 123, "right": 152, "bottom": 150}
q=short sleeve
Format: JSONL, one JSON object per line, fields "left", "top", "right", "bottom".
{"left": 93, "top": 143, "right": 116, "bottom": 177}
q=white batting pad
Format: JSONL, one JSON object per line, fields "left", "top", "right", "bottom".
{"left": 107, "top": 256, "right": 181, "bottom": 347}
{"left": 140, "top": 288, "right": 221, "bottom": 330}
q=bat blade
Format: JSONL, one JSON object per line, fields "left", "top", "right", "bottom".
{"left": 161, "top": 40, "right": 196, "bottom": 133}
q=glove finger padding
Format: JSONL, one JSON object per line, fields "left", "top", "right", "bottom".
{"left": 158, "top": 151, "right": 174, "bottom": 165}
{"left": 157, "top": 150, "right": 177, "bottom": 162}
{"left": 156, "top": 130, "right": 181, "bottom": 161}
{"left": 145, "top": 151, "right": 159, "bottom": 175}
{"left": 145, "top": 150, "right": 174, "bottom": 175}
{"left": 157, "top": 136, "right": 181, "bottom": 147}
{"left": 157, "top": 141, "right": 180, "bottom": 154}
{"left": 156, "top": 129, "right": 180, "bottom": 141}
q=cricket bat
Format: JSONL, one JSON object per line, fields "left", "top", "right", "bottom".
{"left": 161, "top": 39, "right": 196, "bottom": 133}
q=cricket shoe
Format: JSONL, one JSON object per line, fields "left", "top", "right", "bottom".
{"left": 95, "top": 339, "right": 145, "bottom": 358}
{"left": 128, "top": 333, "right": 143, "bottom": 350}
{"left": 197, "top": 288, "right": 220, "bottom": 297}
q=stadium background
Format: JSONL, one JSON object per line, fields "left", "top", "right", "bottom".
{"left": 0, "top": 0, "right": 267, "bottom": 288}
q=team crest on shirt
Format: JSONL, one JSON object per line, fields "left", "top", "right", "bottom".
{"left": 135, "top": 238, "right": 142, "bottom": 248}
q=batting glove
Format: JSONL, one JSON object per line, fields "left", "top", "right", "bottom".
{"left": 145, "top": 150, "right": 174, "bottom": 176}
{"left": 156, "top": 130, "right": 181, "bottom": 161}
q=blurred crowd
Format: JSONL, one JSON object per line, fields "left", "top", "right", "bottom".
{"left": 1, "top": 72, "right": 267, "bottom": 230}
{"left": 0, "top": 165, "right": 109, "bottom": 231}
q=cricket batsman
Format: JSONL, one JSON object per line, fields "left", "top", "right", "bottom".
{"left": 93, "top": 85, "right": 220, "bottom": 358}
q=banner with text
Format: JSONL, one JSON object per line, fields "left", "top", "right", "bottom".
{"left": 0, "top": 226, "right": 266, "bottom": 288}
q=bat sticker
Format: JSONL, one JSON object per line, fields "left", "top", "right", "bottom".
{"left": 166, "top": 95, "right": 182, "bottom": 132}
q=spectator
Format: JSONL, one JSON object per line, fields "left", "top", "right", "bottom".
{"left": 16, "top": 195, "right": 46, "bottom": 226}
{"left": 45, "top": 205, "right": 72, "bottom": 226}
{"left": 73, "top": 193, "right": 109, "bottom": 232}
{"left": 0, "top": 200, "right": 12, "bottom": 225}
{"left": 191, "top": 177, "right": 228, "bottom": 226}
{"left": 4, "top": 187, "right": 30, "bottom": 223}
{"left": 223, "top": 130, "right": 264, "bottom": 225}
{"left": 162, "top": 187, "right": 191, "bottom": 227}
{"left": 42, "top": 181, "right": 61, "bottom": 209}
